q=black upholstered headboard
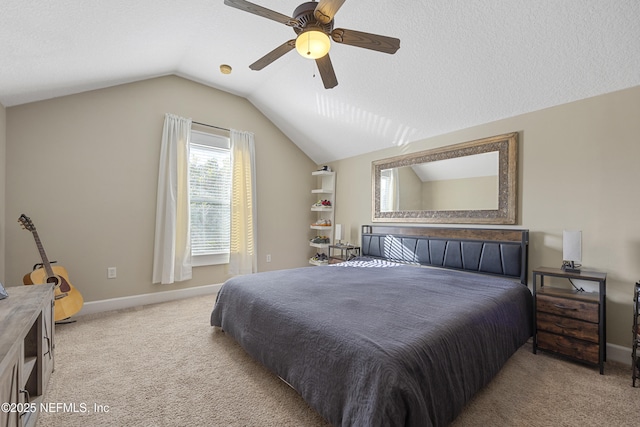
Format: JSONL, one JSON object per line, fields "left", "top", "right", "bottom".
{"left": 361, "top": 225, "right": 529, "bottom": 285}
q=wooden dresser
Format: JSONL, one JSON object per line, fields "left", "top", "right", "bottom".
{"left": 0, "top": 285, "right": 55, "bottom": 427}
{"left": 532, "top": 267, "right": 607, "bottom": 374}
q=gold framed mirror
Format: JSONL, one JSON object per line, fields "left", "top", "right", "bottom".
{"left": 372, "top": 132, "right": 518, "bottom": 224}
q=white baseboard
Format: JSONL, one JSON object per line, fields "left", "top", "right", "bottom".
{"left": 607, "top": 342, "right": 632, "bottom": 367}
{"left": 77, "top": 283, "right": 222, "bottom": 317}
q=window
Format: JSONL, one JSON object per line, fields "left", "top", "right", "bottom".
{"left": 380, "top": 168, "right": 395, "bottom": 212}
{"left": 189, "top": 130, "right": 231, "bottom": 266}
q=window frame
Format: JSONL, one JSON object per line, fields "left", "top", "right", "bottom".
{"left": 189, "top": 130, "right": 231, "bottom": 267}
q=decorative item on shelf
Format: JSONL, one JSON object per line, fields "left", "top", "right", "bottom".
{"left": 310, "top": 236, "right": 330, "bottom": 244}
{"left": 312, "top": 200, "right": 332, "bottom": 208}
{"left": 310, "top": 253, "right": 329, "bottom": 264}
{"left": 562, "top": 230, "right": 582, "bottom": 273}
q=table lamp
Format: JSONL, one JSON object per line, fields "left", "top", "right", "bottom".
{"left": 562, "top": 230, "right": 582, "bottom": 273}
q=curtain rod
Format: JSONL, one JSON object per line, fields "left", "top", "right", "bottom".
{"left": 192, "top": 121, "right": 230, "bottom": 132}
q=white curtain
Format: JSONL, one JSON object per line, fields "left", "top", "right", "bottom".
{"left": 228, "top": 129, "right": 257, "bottom": 276}
{"left": 152, "top": 113, "right": 193, "bottom": 284}
{"left": 381, "top": 168, "right": 400, "bottom": 212}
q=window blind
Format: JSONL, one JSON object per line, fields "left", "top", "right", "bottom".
{"left": 189, "top": 142, "right": 231, "bottom": 256}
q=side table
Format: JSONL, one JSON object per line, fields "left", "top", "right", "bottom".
{"left": 328, "top": 244, "right": 360, "bottom": 264}
{"left": 532, "top": 266, "right": 607, "bottom": 374}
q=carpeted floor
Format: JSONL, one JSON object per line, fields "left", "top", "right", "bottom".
{"left": 37, "top": 294, "right": 639, "bottom": 427}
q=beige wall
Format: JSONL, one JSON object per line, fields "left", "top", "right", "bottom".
{"left": 5, "top": 76, "right": 316, "bottom": 302}
{"left": 330, "top": 85, "right": 640, "bottom": 349}
{"left": 0, "top": 101, "right": 5, "bottom": 283}
{"left": 397, "top": 166, "right": 422, "bottom": 210}
{"left": 423, "top": 176, "right": 498, "bottom": 210}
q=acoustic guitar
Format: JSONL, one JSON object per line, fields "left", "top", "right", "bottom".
{"left": 18, "top": 214, "right": 84, "bottom": 321}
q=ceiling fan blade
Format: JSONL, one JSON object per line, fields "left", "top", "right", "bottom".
{"left": 224, "top": 0, "right": 297, "bottom": 26}
{"left": 315, "top": 54, "right": 338, "bottom": 89}
{"left": 249, "top": 40, "right": 296, "bottom": 70}
{"left": 314, "top": 0, "right": 346, "bottom": 24}
{"left": 331, "top": 28, "right": 400, "bottom": 54}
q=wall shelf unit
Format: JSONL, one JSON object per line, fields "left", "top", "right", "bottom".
{"left": 309, "top": 170, "right": 335, "bottom": 265}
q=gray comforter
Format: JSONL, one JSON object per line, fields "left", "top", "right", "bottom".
{"left": 210, "top": 262, "right": 532, "bottom": 427}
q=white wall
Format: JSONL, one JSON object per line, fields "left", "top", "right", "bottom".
{"left": 5, "top": 76, "right": 316, "bottom": 302}
{"left": 329, "top": 85, "right": 640, "bottom": 349}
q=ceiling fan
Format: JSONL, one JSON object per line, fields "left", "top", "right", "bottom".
{"left": 223, "top": 0, "right": 401, "bottom": 89}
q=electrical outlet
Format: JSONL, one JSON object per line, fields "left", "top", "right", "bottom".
{"left": 266, "top": 254, "right": 271, "bottom": 263}
{"left": 107, "top": 267, "right": 117, "bottom": 279}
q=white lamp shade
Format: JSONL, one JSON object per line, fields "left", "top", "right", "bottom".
{"left": 295, "top": 30, "right": 331, "bottom": 59}
{"left": 563, "top": 230, "right": 582, "bottom": 262}
{"left": 335, "top": 224, "right": 342, "bottom": 241}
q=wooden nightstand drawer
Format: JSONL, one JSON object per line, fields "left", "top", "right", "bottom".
{"left": 536, "top": 294, "right": 598, "bottom": 323}
{"left": 537, "top": 331, "right": 599, "bottom": 364}
{"left": 536, "top": 312, "right": 598, "bottom": 343}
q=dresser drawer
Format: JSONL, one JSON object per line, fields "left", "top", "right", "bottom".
{"left": 537, "top": 331, "right": 599, "bottom": 364}
{"left": 536, "top": 312, "right": 598, "bottom": 343}
{"left": 536, "top": 294, "right": 598, "bottom": 323}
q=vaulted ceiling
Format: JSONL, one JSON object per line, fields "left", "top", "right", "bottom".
{"left": 1, "top": 1, "right": 639, "bottom": 164}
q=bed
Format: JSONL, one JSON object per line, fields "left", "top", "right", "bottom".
{"left": 211, "top": 225, "right": 532, "bottom": 426}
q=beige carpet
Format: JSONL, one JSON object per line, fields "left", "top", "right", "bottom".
{"left": 37, "top": 294, "right": 639, "bottom": 427}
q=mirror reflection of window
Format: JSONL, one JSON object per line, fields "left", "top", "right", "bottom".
{"left": 380, "top": 168, "right": 399, "bottom": 212}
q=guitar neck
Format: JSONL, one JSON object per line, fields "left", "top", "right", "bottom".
{"left": 31, "top": 230, "right": 55, "bottom": 278}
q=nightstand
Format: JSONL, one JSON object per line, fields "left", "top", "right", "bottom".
{"left": 328, "top": 244, "right": 360, "bottom": 264}
{"left": 532, "top": 266, "right": 607, "bottom": 374}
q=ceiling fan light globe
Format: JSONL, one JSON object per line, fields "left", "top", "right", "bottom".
{"left": 295, "top": 30, "right": 331, "bottom": 59}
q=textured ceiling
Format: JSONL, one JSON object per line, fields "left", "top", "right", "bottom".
{"left": 1, "top": 1, "right": 639, "bottom": 164}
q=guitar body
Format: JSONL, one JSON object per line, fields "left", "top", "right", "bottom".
{"left": 18, "top": 213, "right": 84, "bottom": 321}
{"left": 24, "top": 265, "right": 84, "bottom": 321}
